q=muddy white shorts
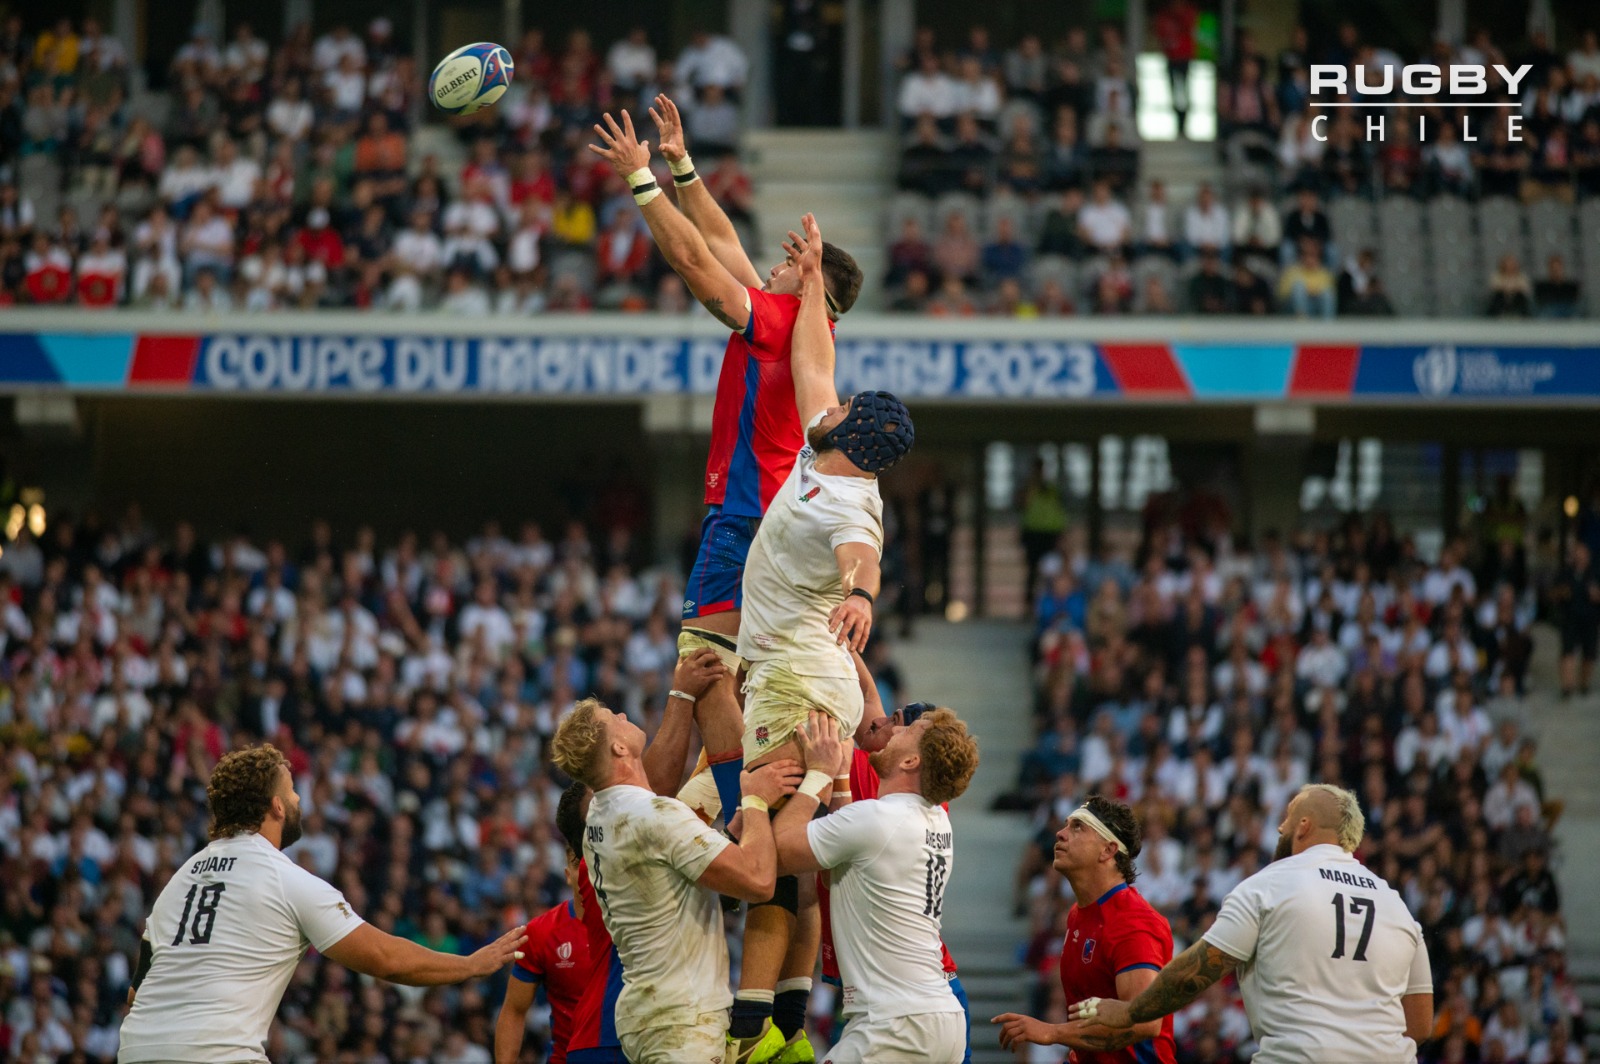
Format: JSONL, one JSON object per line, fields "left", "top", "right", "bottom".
{"left": 824, "top": 1011, "right": 966, "bottom": 1063}
{"left": 619, "top": 1011, "right": 729, "bottom": 1064}
{"left": 741, "top": 654, "right": 864, "bottom": 763}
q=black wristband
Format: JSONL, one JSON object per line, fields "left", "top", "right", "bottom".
{"left": 848, "top": 587, "right": 875, "bottom": 605}
{"left": 672, "top": 169, "right": 698, "bottom": 186}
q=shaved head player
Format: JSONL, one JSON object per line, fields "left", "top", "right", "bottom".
{"left": 119, "top": 745, "right": 526, "bottom": 1063}
{"left": 1070, "top": 784, "right": 1434, "bottom": 1064}
{"left": 992, "top": 795, "right": 1177, "bottom": 1063}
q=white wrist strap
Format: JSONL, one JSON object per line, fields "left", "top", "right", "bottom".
{"left": 798, "top": 769, "right": 834, "bottom": 801}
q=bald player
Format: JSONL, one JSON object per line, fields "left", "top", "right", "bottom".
{"left": 1070, "top": 784, "right": 1434, "bottom": 1064}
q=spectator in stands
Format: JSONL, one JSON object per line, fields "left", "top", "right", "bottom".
{"left": 1037, "top": 187, "right": 1088, "bottom": 260}
{"left": 1555, "top": 540, "right": 1600, "bottom": 698}
{"left": 997, "top": 116, "right": 1044, "bottom": 195}
{"left": 948, "top": 112, "right": 997, "bottom": 193}
{"left": 1088, "top": 122, "right": 1140, "bottom": 196}
{"left": 1041, "top": 108, "right": 1088, "bottom": 192}
{"left": 1535, "top": 254, "right": 1581, "bottom": 318}
{"left": 676, "top": 29, "right": 748, "bottom": 97}
{"left": 928, "top": 273, "right": 977, "bottom": 315}
{"left": 983, "top": 214, "right": 1029, "bottom": 287}
{"left": 1189, "top": 248, "right": 1229, "bottom": 314}
{"left": 932, "top": 210, "right": 981, "bottom": 287}
{"left": 899, "top": 50, "right": 956, "bottom": 128}
{"left": 1077, "top": 179, "right": 1131, "bottom": 255}
{"left": 888, "top": 267, "right": 931, "bottom": 312}
{"left": 1090, "top": 250, "right": 1135, "bottom": 313}
{"left": 608, "top": 26, "right": 657, "bottom": 99}
{"left": 1152, "top": 0, "right": 1198, "bottom": 136}
{"left": 595, "top": 210, "right": 650, "bottom": 297}
{"left": 885, "top": 217, "right": 932, "bottom": 289}
{"left": 1218, "top": 57, "right": 1279, "bottom": 164}
{"left": 1232, "top": 186, "right": 1281, "bottom": 270}
{"left": 1004, "top": 34, "right": 1049, "bottom": 104}
{"left": 951, "top": 56, "right": 1003, "bottom": 127}
{"left": 1321, "top": 115, "right": 1372, "bottom": 198}
{"left": 1229, "top": 260, "right": 1272, "bottom": 315}
{"left": 183, "top": 264, "right": 231, "bottom": 311}
{"left": 1138, "top": 273, "right": 1176, "bottom": 314}
{"left": 1425, "top": 122, "right": 1476, "bottom": 199}
{"left": 1280, "top": 186, "right": 1331, "bottom": 265}
{"left": 1138, "top": 179, "right": 1176, "bottom": 260}
{"left": 989, "top": 275, "right": 1038, "bottom": 317}
{"left": 703, "top": 152, "right": 755, "bottom": 225}
{"left": 1277, "top": 113, "right": 1324, "bottom": 192}
{"left": 1474, "top": 121, "right": 1531, "bottom": 199}
{"left": 685, "top": 83, "right": 741, "bottom": 156}
{"left": 1337, "top": 249, "right": 1395, "bottom": 316}
{"left": 1487, "top": 253, "right": 1534, "bottom": 317}
{"left": 1278, "top": 237, "right": 1335, "bottom": 318}
{"left": 1182, "top": 182, "right": 1230, "bottom": 262}
{"left": 899, "top": 114, "right": 952, "bottom": 197}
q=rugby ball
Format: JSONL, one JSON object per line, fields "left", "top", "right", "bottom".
{"left": 430, "top": 42, "right": 514, "bottom": 115}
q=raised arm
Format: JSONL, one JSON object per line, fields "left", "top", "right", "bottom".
{"left": 642, "top": 649, "right": 729, "bottom": 796}
{"left": 589, "top": 110, "right": 751, "bottom": 331}
{"left": 650, "top": 94, "right": 763, "bottom": 288}
{"left": 786, "top": 212, "right": 841, "bottom": 422}
{"left": 323, "top": 923, "right": 527, "bottom": 987}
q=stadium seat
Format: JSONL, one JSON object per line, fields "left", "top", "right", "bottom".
{"left": 982, "top": 192, "right": 1029, "bottom": 242}
{"left": 885, "top": 192, "right": 933, "bottom": 240}
{"left": 933, "top": 192, "right": 982, "bottom": 234}
{"left": 1526, "top": 200, "right": 1577, "bottom": 272}
{"left": 1476, "top": 197, "right": 1530, "bottom": 268}
{"left": 1026, "top": 254, "right": 1077, "bottom": 298}
{"left": 1328, "top": 197, "right": 1376, "bottom": 254}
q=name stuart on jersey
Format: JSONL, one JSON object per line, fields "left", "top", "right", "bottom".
{"left": 1319, "top": 867, "right": 1378, "bottom": 889}
{"left": 190, "top": 856, "right": 239, "bottom": 875}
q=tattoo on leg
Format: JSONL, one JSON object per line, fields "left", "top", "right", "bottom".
{"left": 1129, "top": 941, "right": 1240, "bottom": 1024}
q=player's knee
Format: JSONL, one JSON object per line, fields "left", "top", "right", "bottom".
{"left": 751, "top": 873, "right": 800, "bottom": 915}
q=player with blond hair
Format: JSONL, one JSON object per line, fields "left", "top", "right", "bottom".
{"left": 549, "top": 698, "right": 810, "bottom": 1064}
{"left": 1069, "top": 784, "right": 1434, "bottom": 1064}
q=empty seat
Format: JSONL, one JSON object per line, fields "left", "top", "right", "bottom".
{"left": 1476, "top": 197, "right": 1528, "bottom": 265}
{"left": 982, "top": 193, "right": 1029, "bottom": 241}
{"left": 1328, "top": 197, "right": 1376, "bottom": 251}
{"left": 884, "top": 192, "right": 932, "bottom": 240}
{"left": 932, "top": 191, "right": 981, "bottom": 234}
{"left": 1526, "top": 199, "right": 1576, "bottom": 272}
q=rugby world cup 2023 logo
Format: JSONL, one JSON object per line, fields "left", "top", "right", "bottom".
{"left": 1413, "top": 345, "right": 1458, "bottom": 397}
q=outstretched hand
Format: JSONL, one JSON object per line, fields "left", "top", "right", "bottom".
{"left": 587, "top": 110, "right": 652, "bottom": 177}
{"left": 468, "top": 925, "right": 530, "bottom": 978}
{"left": 1068, "top": 996, "right": 1134, "bottom": 1030}
{"left": 647, "top": 94, "right": 687, "bottom": 162}
{"left": 781, "top": 212, "right": 824, "bottom": 281}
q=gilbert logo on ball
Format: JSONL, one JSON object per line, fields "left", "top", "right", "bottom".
{"left": 430, "top": 42, "right": 514, "bottom": 115}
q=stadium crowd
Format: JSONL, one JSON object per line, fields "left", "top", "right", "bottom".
{"left": 887, "top": 18, "right": 1597, "bottom": 318}
{"left": 1007, "top": 496, "right": 1583, "bottom": 1063}
{"left": 0, "top": 17, "right": 755, "bottom": 313}
{"left": 0, "top": 500, "right": 770, "bottom": 1061}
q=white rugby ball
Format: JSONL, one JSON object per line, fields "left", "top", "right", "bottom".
{"left": 430, "top": 41, "right": 514, "bottom": 115}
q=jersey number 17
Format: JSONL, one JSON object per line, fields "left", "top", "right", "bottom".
{"left": 1329, "top": 893, "right": 1374, "bottom": 962}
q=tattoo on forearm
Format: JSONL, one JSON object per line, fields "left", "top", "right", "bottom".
{"left": 1129, "top": 941, "right": 1240, "bottom": 1024}
{"left": 703, "top": 297, "right": 740, "bottom": 330}
{"left": 1075, "top": 1029, "right": 1142, "bottom": 1052}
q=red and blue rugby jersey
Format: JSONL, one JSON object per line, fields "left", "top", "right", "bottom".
{"left": 704, "top": 287, "right": 815, "bottom": 518}
{"left": 1060, "top": 883, "right": 1178, "bottom": 1064}
{"left": 565, "top": 860, "right": 625, "bottom": 1061}
{"left": 511, "top": 901, "right": 590, "bottom": 1064}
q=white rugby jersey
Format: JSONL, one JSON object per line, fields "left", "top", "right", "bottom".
{"left": 582, "top": 785, "right": 732, "bottom": 1037}
{"left": 119, "top": 831, "right": 364, "bottom": 1062}
{"left": 737, "top": 425, "right": 883, "bottom": 680}
{"left": 807, "top": 793, "right": 964, "bottom": 1021}
{"left": 1202, "top": 843, "right": 1432, "bottom": 1064}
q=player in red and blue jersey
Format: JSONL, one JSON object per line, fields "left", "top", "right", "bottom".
{"left": 993, "top": 795, "right": 1178, "bottom": 1064}
{"left": 565, "top": 857, "right": 626, "bottom": 1064}
{"left": 496, "top": 784, "right": 607, "bottom": 1064}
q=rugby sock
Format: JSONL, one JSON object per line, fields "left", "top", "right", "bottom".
{"left": 710, "top": 753, "right": 744, "bottom": 827}
{"left": 730, "top": 989, "right": 775, "bottom": 1039}
{"left": 774, "top": 978, "right": 812, "bottom": 1039}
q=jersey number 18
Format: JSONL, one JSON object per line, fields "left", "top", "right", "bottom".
{"left": 172, "top": 883, "right": 227, "bottom": 946}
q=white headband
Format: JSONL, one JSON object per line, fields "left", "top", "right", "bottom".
{"left": 1069, "top": 805, "right": 1128, "bottom": 855}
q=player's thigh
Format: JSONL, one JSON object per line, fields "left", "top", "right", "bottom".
{"left": 823, "top": 1013, "right": 965, "bottom": 1064}
{"left": 683, "top": 508, "right": 760, "bottom": 624}
{"left": 618, "top": 1013, "right": 728, "bottom": 1064}
{"left": 741, "top": 661, "right": 865, "bottom": 762}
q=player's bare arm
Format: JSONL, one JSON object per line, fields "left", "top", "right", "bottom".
{"left": 648, "top": 93, "right": 762, "bottom": 288}
{"left": 787, "top": 213, "right": 841, "bottom": 419}
{"left": 322, "top": 922, "right": 528, "bottom": 986}
{"left": 493, "top": 973, "right": 538, "bottom": 1064}
{"left": 696, "top": 758, "right": 802, "bottom": 900}
{"left": 994, "top": 966, "right": 1163, "bottom": 1050}
{"left": 1070, "top": 939, "right": 1241, "bottom": 1029}
{"left": 773, "top": 713, "right": 850, "bottom": 873}
{"left": 829, "top": 543, "right": 879, "bottom": 653}
{"left": 641, "top": 648, "right": 729, "bottom": 796}
{"left": 588, "top": 109, "right": 751, "bottom": 331}
{"left": 1402, "top": 993, "right": 1435, "bottom": 1044}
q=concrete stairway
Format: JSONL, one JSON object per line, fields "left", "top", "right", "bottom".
{"left": 893, "top": 619, "right": 1036, "bottom": 1064}
{"left": 740, "top": 129, "right": 897, "bottom": 310}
